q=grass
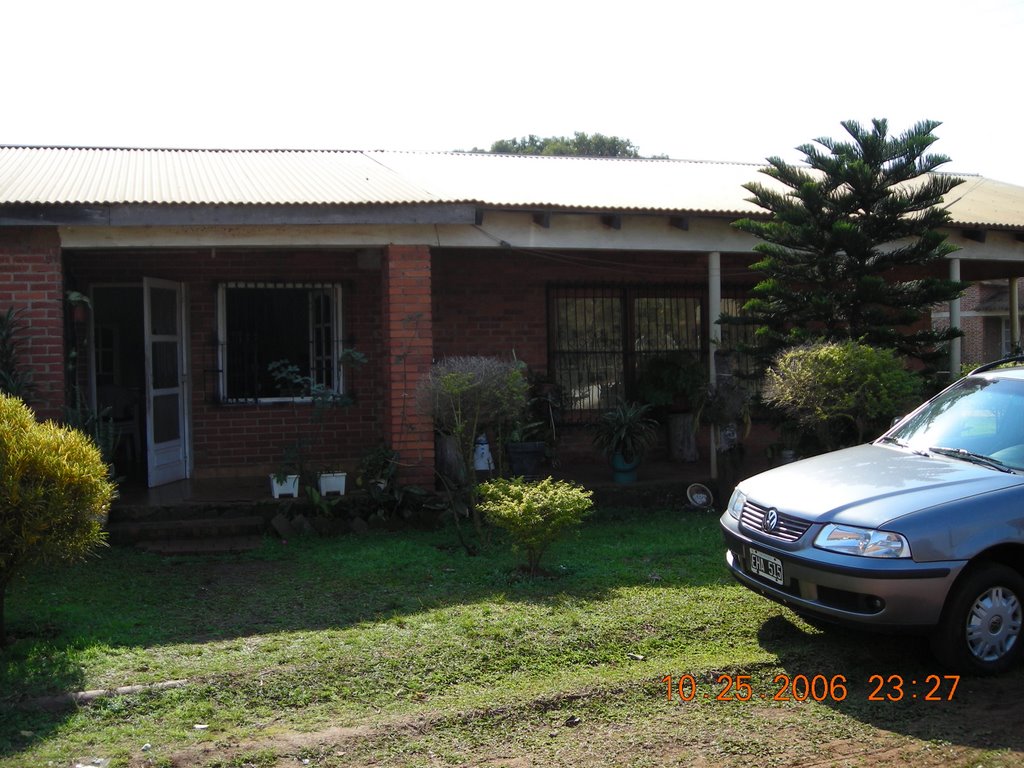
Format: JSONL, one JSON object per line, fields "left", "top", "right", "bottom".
{"left": 1, "top": 506, "right": 1023, "bottom": 767}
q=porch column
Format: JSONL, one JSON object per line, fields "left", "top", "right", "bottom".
{"left": 381, "top": 244, "right": 435, "bottom": 487}
{"left": 0, "top": 227, "right": 65, "bottom": 421}
{"left": 708, "top": 251, "right": 721, "bottom": 480}
{"left": 949, "top": 258, "right": 961, "bottom": 376}
{"left": 1011, "top": 277, "right": 1020, "bottom": 354}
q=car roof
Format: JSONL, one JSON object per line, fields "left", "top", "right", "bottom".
{"left": 968, "top": 356, "right": 1024, "bottom": 378}
{"left": 972, "top": 365, "right": 1024, "bottom": 380}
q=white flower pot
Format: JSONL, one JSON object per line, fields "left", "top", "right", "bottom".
{"left": 317, "top": 471, "right": 347, "bottom": 496}
{"left": 270, "top": 474, "right": 300, "bottom": 498}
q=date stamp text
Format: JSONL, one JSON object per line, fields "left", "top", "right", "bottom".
{"left": 661, "top": 673, "right": 960, "bottom": 703}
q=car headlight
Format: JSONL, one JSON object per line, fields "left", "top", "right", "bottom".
{"left": 814, "top": 523, "right": 911, "bottom": 558}
{"left": 726, "top": 489, "right": 747, "bottom": 520}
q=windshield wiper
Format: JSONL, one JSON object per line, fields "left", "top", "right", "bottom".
{"left": 877, "top": 436, "right": 907, "bottom": 447}
{"left": 928, "top": 446, "right": 1015, "bottom": 473}
{"left": 877, "top": 436, "right": 930, "bottom": 456}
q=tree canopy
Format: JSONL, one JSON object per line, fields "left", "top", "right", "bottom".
{"left": 484, "top": 132, "right": 651, "bottom": 158}
{"left": 728, "top": 118, "right": 967, "bottom": 367}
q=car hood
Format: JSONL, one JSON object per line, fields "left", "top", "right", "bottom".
{"left": 739, "top": 443, "right": 1024, "bottom": 528}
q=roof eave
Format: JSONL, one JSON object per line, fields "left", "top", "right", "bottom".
{"left": 0, "top": 201, "right": 479, "bottom": 227}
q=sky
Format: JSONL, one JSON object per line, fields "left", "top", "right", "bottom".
{"left": 6, "top": 0, "right": 1024, "bottom": 185}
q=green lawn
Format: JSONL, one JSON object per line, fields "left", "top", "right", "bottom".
{"left": 1, "top": 507, "right": 1022, "bottom": 768}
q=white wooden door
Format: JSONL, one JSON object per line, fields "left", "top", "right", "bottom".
{"left": 143, "top": 278, "right": 189, "bottom": 487}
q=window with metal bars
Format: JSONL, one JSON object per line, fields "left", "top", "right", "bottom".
{"left": 719, "top": 291, "right": 758, "bottom": 382}
{"left": 548, "top": 284, "right": 703, "bottom": 420}
{"left": 217, "top": 283, "right": 344, "bottom": 402}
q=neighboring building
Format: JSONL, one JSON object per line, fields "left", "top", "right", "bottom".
{"left": 1, "top": 146, "right": 1023, "bottom": 489}
{"left": 933, "top": 281, "right": 1024, "bottom": 367}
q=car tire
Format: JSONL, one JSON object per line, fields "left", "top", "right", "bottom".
{"left": 930, "top": 563, "right": 1024, "bottom": 675}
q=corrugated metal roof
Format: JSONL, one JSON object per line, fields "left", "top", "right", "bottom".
{"left": 937, "top": 175, "right": 1024, "bottom": 229}
{"left": 1, "top": 146, "right": 1022, "bottom": 228}
{"left": 374, "top": 151, "right": 769, "bottom": 215}
{"left": 0, "top": 147, "right": 441, "bottom": 206}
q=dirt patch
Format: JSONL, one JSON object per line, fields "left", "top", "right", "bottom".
{"left": 138, "top": 675, "right": 1024, "bottom": 768}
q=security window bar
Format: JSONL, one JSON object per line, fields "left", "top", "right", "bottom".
{"left": 548, "top": 284, "right": 703, "bottom": 421}
{"left": 218, "top": 283, "right": 343, "bottom": 402}
{"left": 720, "top": 286, "right": 758, "bottom": 384}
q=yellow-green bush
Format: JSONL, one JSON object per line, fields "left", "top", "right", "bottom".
{"left": 476, "top": 477, "right": 593, "bottom": 575}
{"left": 763, "top": 341, "right": 921, "bottom": 452}
{"left": 0, "top": 394, "right": 116, "bottom": 641}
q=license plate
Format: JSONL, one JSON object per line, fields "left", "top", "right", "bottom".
{"left": 749, "top": 547, "right": 784, "bottom": 585}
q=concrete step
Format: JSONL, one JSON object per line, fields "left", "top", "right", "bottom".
{"left": 108, "top": 500, "right": 278, "bottom": 525}
{"left": 136, "top": 535, "right": 266, "bottom": 556}
{"left": 106, "top": 515, "right": 267, "bottom": 546}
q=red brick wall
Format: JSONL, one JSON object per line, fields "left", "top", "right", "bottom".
{"left": 381, "top": 245, "right": 434, "bottom": 487}
{"left": 431, "top": 248, "right": 716, "bottom": 461}
{"left": 0, "top": 228, "right": 66, "bottom": 421}
{"left": 66, "top": 248, "right": 386, "bottom": 480}
{"left": 431, "top": 248, "right": 714, "bottom": 370}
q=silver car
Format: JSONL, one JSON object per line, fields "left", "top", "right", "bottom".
{"left": 721, "top": 358, "right": 1024, "bottom": 674}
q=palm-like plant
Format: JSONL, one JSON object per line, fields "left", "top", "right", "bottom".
{"left": 591, "top": 401, "right": 659, "bottom": 463}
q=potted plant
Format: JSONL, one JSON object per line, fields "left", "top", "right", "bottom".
{"left": 267, "top": 352, "right": 365, "bottom": 498}
{"left": 357, "top": 444, "right": 398, "bottom": 490}
{"left": 316, "top": 470, "right": 348, "bottom": 496}
{"left": 636, "top": 351, "right": 706, "bottom": 462}
{"left": 504, "top": 421, "right": 547, "bottom": 479}
{"left": 271, "top": 467, "right": 301, "bottom": 499}
{"left": 591, "top": 400, "right": 659, "bottom": 483}
{"left": 502, "top": 368, "right": 561, "bottom": 480}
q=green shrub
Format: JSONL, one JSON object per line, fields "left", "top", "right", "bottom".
{"left": 763, "top": 341, "right": 921, "bottom": 452}
{"left": 0, "top": 394, "right": 116, "bottom": 642}
{"left": 476, "top": 477, "right": 593, "bottom": 575}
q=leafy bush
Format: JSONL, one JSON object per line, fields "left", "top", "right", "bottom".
{"left": 763, "top": 341, "right": 921, "bottom": 452}
{"left": 417, "top": 356, "right": 530, "bottom": 469}
{"left": 0, "top": 394, "right": 116, "bottom": 642}
{"left": 476, "top": 477, "right": 593, "bottom": 575}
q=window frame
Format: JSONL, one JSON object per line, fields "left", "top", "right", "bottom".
{"left": 547, "top": 283, "right": 705, "bottom": 421}
{"left": 216, "top": 282, "right": 346, "bottom": 404}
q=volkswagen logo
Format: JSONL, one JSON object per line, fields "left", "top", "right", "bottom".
{"left": 763, "top": 508, "right": 780, "bottom": 533}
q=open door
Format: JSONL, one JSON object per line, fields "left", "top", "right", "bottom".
{"left": 143, "top": 277, "right": 190, "bottom": 487}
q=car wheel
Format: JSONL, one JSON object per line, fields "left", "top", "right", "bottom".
{"left": 930, "top": 563, "right": 1024, "bottom": 675}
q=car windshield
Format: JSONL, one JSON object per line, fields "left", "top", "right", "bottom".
{"left": 884, "top": 375, "right": 1024, "bottom": 470}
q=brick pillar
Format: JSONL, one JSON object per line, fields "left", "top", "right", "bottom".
{"left": 381, "top": 244, "right": 435, "bottom": 487}
{"left": 0, "top": 228, "right": 65, "bottom": 421}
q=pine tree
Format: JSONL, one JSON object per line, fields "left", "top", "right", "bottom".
{"left": 729, "top": 119, "right": 967, "bottom": 367}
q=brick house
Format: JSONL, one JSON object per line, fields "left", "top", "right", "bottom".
{"left": 933, "top": 281, "right": 1024, "bottom": 367}
{"left": 1, "top": 147, "right": 1023, "bottom": 490}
